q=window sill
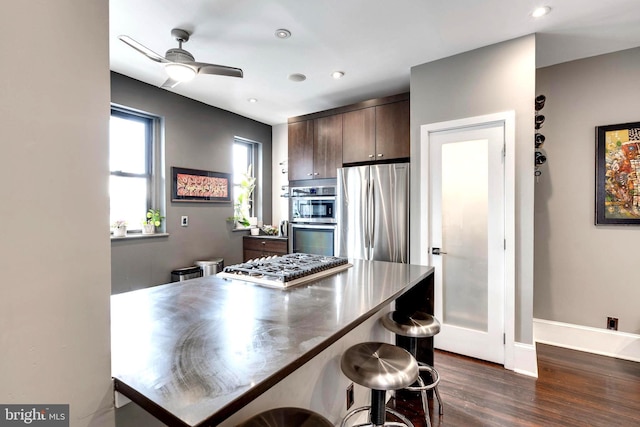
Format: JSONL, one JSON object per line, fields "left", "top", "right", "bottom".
{"left": 231, "top": 227, "right": 251, "bottom": 232}
{"left": 111, "top": 233, "right": 169, "bottom": 241}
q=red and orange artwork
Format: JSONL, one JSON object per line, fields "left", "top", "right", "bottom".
{"left": 176, "top": 173, "right": 228, "bottom": 198}
{"left": 604, "top": 128, "right": 640, "bottom": 219}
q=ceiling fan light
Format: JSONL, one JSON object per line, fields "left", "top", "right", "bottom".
{"left": 165, "top": 63, "right": 196, "bottom": 82}
{"left": 532, "top": 6, "right": 551, "bottom": 18}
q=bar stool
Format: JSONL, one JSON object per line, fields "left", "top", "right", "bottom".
{"left": 381, "top": 311, "right": 444, "bottom": 427}
{"left": 237, "top": 407, "right": 333, "bottom": 427}
{"left": 340, "top": 342, "right": 418, "bottom": 427}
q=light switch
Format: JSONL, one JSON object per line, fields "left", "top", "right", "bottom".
{"left": 181, "top": 216, "right": 188, "bottom": 227}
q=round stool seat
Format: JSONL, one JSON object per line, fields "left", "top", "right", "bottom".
{"left": 381, "top": 311, "right": 440, "bottom": 338}
{"left": 341, "top": 342, "right": 418, "bottom": 391}
{"left": 237, "top": 407, "right": 333, "bottom": 427}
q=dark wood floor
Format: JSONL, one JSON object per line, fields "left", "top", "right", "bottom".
{"left": 387, "top": 343, "right": 640, "bottom": 427}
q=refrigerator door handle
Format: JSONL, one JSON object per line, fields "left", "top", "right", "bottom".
{"left": 369, "top": 177, "right": 375, "bottom": 256}
{"left": 364, "top": 177, "right": 370, "bottom": 255}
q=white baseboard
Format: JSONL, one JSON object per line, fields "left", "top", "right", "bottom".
{"left": 512, "top": 342, "right": 538, "bottom": 377}
{"left": 533, "top": 318, "right": 640, "bottom": 363}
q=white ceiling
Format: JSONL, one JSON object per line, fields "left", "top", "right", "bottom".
{"left": 110, "top": 0, "right": 640, "bottom": 126}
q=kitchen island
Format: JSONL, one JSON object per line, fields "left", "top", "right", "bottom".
{"left": 111, "top": 259, "right": 434, "bottom": 426}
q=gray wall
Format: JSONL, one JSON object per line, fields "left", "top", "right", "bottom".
{"left": 410, "top": 35, "right": 536, "bottom": 343}
{"left": 535, "top": 48, "right": 640, "bottom": 334}
{"left": 111, "top": 73, "right": 272, "bottom": 294}
{"left": 0, "top": 1, "right": 114, "bottom": 425}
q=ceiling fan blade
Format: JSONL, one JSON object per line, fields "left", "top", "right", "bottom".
{"left": 118, "top": 35, "right": 169, "bottom": 63}
{"left": 192, "top": 62, "right": 244, "bottom": 78}
{"left": 160, "top": 77, "right": 181, "bottom": 89}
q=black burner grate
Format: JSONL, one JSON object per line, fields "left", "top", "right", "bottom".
{"left": 222, "top": 253, "right": 349, "bottom": 282}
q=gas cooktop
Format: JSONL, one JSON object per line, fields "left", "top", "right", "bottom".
{"left": 217, "top": 253, "right": 351, "bottom": 289}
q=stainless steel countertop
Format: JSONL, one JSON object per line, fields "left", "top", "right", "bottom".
{"left": 111, "top": 259, "right": 433, "bottom": 426}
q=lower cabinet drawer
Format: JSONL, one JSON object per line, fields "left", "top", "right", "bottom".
{"left": 243, "top": 237, "right": 288, "bottom": 261}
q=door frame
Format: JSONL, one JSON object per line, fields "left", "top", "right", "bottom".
{"left": 418, "top": 111, "right": 516, "bottom": 370}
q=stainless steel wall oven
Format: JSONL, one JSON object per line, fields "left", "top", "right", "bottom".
{"left": 289, "top": 184, "right": 337, "bottom": 256}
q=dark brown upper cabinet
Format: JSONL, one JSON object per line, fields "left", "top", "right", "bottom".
{"left": 342, "top": 107, "right": 376, "bottom": 164}
{"left": 288, "top": 93, "right": 409, "bottom": 180}
{"left": 288, "top": 116, "right": 343, "bottom": 181}
{"left": 313, "top": 115, "right": 343, "bottom": 179}
{"left": 342, "top": 100, "right": 409, "bottom": 164}
{"left": 374, "top": 100, "right": 410, "bottom": 161}
{"left": 288, "top": 120, "right": 314, "bottom": 181}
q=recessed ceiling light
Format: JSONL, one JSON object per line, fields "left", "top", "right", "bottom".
{"left": 532, "top": 6, "right": 551, "bottom": 18}
{"left": 247, "top": 98, "right": 258, "bottom": 103}
{"left": 331, "top": 71, "right": 345, "bottom": 79}
{"left": 275, "top": 29, "right": 291, "bottom": 39}
{"left": 288, "top": 73, "right": 306, "bottom": 82}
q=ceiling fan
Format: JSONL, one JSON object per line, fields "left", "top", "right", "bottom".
{"left": 118, "top": 28, "right": 243, "bottom": 88}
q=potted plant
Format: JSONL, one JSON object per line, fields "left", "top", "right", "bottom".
{"left": 112, "top": 220, "right": 127, "bottom": 237}
{"left": 228, "top": 165, "right": 256, "bottom": 228}
{"left": 143, "top": 208, "right": 164, "bottom": 234}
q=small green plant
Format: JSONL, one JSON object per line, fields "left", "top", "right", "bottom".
{"left": 145, "top": 209, "right": 164, "bottom": 227}
{"left": 229, "top": 164, "right": 256, "bottom": 227}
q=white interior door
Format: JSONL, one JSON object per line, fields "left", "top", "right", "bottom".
{"left": 429, "top": 123, "right": 505, "bottom": 364}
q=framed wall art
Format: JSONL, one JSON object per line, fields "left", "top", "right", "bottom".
{"left": 171, "top": 167, "right": 232, "bottom": 203}
{"left": 595, "top": 122, "right": 640, "bottom": 224}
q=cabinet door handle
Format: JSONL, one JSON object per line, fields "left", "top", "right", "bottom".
{"left": 368, "top": 154, "right": 375, "bottom": 158}
{"left": 314, "top": 172, "right": 319, "bottom": 176}
{"left": 307, "top": 173, "right": 313, "bottom": 176}
{"left": 377, "top": 153, "right": 383, "bottom": 157}
{"left": 261, "top": 241, "right": 266, "bottom": 245}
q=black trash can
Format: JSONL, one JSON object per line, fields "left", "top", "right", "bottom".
{"left": 171, "top": 266, "right": 203, "bottom": 282}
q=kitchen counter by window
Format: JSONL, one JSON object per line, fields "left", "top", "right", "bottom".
{"left": 111, "top": 259, "right": 434, "bottom": 426}
{"left": 243, "top": 234, "right": 288, "bottom": 240}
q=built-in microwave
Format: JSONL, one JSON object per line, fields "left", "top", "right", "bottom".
{"left": 290, "top": 185, "right": 337, "bottom": 223}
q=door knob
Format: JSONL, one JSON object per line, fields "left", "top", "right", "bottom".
{"left": 431, "top": 248, "right": 447, "bottom": 255}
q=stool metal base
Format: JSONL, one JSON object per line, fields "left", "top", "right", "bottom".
{"left": 340, "top": 343, "right": 420, "bottom": 427}
{"left": 340, "top": 406, "right": 415, "bottom": 427}
{"left": 405, "top": 363, "right": 443, "bottom": 427}
{"left": 237, "top": 407, "right": 333, "bottom": 427}
{"left": 381, "top": 311, "right": 444, "bottom": 427}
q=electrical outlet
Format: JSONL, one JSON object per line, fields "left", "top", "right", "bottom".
{"left": 181, "top": 216, "right": 188, "bottom": 227}
{"left": 607, "top": 317, "right": 618, "bottom": 331}
{"left": 346, "top": 382, "right": 354, "bottom": 410}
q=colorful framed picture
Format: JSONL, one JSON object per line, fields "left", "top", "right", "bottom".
{"left": 171, "top": 167, "right": 232, "bottom": 203}
{"left": 595, "top": 122, "right": 640, "bottom": 224}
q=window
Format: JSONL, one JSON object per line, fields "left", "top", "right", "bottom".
{"left": 109, "top": 106, "right": 160, "bottom": 232}
{"left": 233, "top": 138, "right": 259, "bottom": 219}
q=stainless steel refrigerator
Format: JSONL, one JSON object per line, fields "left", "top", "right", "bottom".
{"left": 336, "top": 163, "right": 409, "bottom": 263}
